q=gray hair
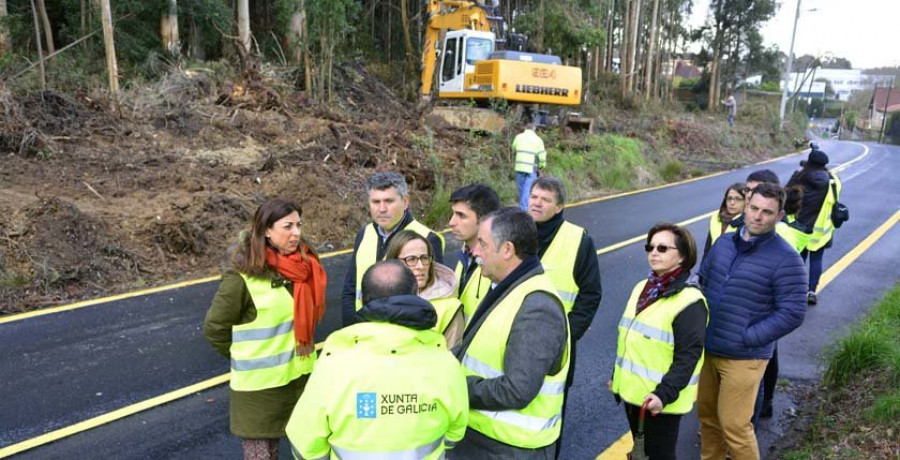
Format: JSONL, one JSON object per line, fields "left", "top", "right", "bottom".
{"left": 531, "top": 176, "right": 567, "bottom": 206}
{"left": 482, "top": 207, "right": 538, "bottom": 258}
{"left": 367, "top": 171, "right": 409, "bottom": 198}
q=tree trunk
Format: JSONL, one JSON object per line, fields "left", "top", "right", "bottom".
{"left": 707, "top": 26, "right": 723, "bottom": 111}
{"left": 627, "top": 0, "right": 641, "bottom": 93}
{"left": 620, "top": 0, "right": 631, "bottom": 96}
{"left": 535, "top": 0, "right": 545, "bottom": 53}
{"left": 35, "top": 0, "right": 54, "bottom": 53}
{"left": 160, "top": 0, "right": 180, "bottom": 56}
{"left": 188, "top": 14, "right": 204, "bottom": 60}
{"left": 98, "top": 0, "right": 118, "bottom": 94}
{"left": 0, "top": 0, "right": 9, "bottom": 52}
{"left": 644, "top": 0, "right": 659, "bottom": 99}
{"left": 605, "top": 0, "right": 615, "bottom": 72}
{"left": 237, "top": 0, "right": 251, "bottom": 58}
{"left": 28, "top": 0, "right": 46, "bottom": 90}
{"left": 400, "top": 0, "right": 414, "bottom": 73}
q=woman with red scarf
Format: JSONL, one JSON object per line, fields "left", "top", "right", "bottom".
{"left": 205, "top": 198, "right": 327, "bottom": 460}
{"left": 609, "top": 223, "right": 707, "bottom": 460}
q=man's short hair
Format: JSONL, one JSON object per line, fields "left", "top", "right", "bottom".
{"left": 482, "top": 207, "right": 538, "bottom": 258}
{"left": 745, "top": 169, "right": 780, "bottom": 186}
{"left": 449, "top": 184, "right": 501, "bottom": 218}
{"left": 361, "top": 260, "right": 418, "bottom": 305}
{"left": 531, "top": 176, "right": 567, "bottom": 206}
{"left": 367, "top": 171, "right": 409, "bottom": 198}
{"left": 750, "top": 182, "right": 786, "bottom": 211}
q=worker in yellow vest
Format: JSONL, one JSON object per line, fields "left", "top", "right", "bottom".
{"left": 447, "top": 184, "right": 501, "bottom": 324}
{"left": 611, "top": 223, "right": 708, "bottom": 459}
{"left": 204, "top": 198, "right": 327, "bottom": 460}
{"left": 451, "top": 207, "right": 570, "bottom": 459}
{"left": 342, "top": 171, "right": 444, "bottom": 327}
{"left": 512, "top": 122, "right": 547, "bottom": 210}
{"left": 526, "top": 177, "right": 602, "bottom": 456}
{"left": 287, "top": 260, "right": 469, "bottom": 460}
{"left": 787, "top": 149, "right": 840, "bottom": 306}
{"left": 703, "top": 182, "right": 746, "bottom": 259}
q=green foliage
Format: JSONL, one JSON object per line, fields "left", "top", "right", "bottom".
{"left": 758, "top": 81, "right": 780, "bottom": 93}
{"left": 513, "top": 0, "right": 605, "bottom": 60}
{"left": 677, "top": 78, "right": 699, "bottom": 89}
{"left": 868, "top": 389, "right": 900, "bottom": 422}
{"left": 824, "top": 285, "right": 900, "bottom": 388}
{"left": 544, "top": 134, "right": 647, "bottom": 195}
{"left": 660, "top": 161, "right": 683, "bottom": 181}
{"left": 304, "top": 0, "right": 361, "bottom": 100}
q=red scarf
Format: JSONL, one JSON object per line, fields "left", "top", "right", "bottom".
{"left": 636, "top": 266, "right": 683, "bottom": 316}
{"left": 266, "top": 246, "right": 327, "bottom": 356}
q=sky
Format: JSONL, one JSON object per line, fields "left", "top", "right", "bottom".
{"left": 687, "top": 0, "right": 900, "bottom": 70}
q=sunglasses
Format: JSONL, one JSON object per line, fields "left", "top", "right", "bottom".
{"left": 401, "top": 254, "right": 432, "bottom": 267}
{"left": 644, "top": 244, "right": 678, "bottom": 253}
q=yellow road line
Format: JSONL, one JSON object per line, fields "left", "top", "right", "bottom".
{"left": 596, "top": 211, "right": 715, "bottom": 256}
{"left": 0, "top": 374, "right": 231, "bottom": 458}
{"left": 595, "top": 432, "right": 633, "bottom": 460}
{"left": 0, "top": 146, "right": 872, "bottom": 457}
{"left": 817, "top": 209, "right": 900, "bottom": 292}
{"left": 0, "top": 150, "right": 809, "bottom": 324}
{"left": 593, "top": 207, "right": 900, "bottom": 460}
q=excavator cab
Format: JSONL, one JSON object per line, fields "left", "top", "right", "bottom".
{"left": 438, "top": 30, "right": 496, "bottom": 94}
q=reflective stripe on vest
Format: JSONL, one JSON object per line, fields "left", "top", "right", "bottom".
{"left": 513, "top": 130, "right": 546, "bottom": 174}
{"left": 330, "top": 436, "right": 444, "bottom": 460}
{"left": 808, "top": 174, "right": 841, "bottom": 251}
{"left": 462, "top": 273, "right": 570, "bottom": 448}
{"left": 354, "top": 220, "right": 445, "bottom": 310}
{"left": 611, "top": 281, "right": 707, "bottom": 415}
{"left": 455, "top": 261, "right": 490, "bottom": 325}
{"left": 231, "top": 275, "right": 316, "bottom": 391}
{"left": 708, "top": 213, "right": 737, "bottom": 245}
{"left": 541, "top": 221, "right": 584, "bottom": 312}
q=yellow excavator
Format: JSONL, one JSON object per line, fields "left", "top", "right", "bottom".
{"left": 420, "top": 0, "right": 583, "bottom": 132}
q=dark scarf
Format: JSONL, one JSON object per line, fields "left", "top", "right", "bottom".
{"left": 358, "top": 294, "right": 437, "bottom": 330}
{"left": 536, "top": 212, "right": 565, "bottom": 256}
{"left": 636, "top": 266, "right": 684, "bottom": 315}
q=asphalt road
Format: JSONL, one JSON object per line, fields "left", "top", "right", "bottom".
{"left": 2, "top": 140, "right": 898, "bottom": 459}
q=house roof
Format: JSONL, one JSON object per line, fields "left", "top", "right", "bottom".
{"left": 674, "top": 61, "right": 702, "bottom": 79}
{"left": 871, "top": 87, "right": 900, "bottom": 112}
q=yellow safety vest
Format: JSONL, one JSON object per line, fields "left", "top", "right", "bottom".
{"left": 461, "top": 273, "right": 570, "bottom": 448}
{"left": 708, "top": 213, "right": 738, "bottom": 246}
{"left": 285, "top": 322, "right": 468, "bottom": 460}
{"left": 454, "top": 260, "right": 491, "bottom": 325}
{"left": 611, "top": 281, "right": 707, "bottom": 415}
{"left": 808, "top": 174, "right": 841, "bottom": 251}
{"left": 230, "top": 275, "right": 316, "bottom": 391}
{"left": 512, "top": 129, "right": 547, "bottom": 174}
{"left": 354, "top": 220, "right": 445, "bottom": 310}
{"left": 775, "top": 217, "right": 810, "bottom": 254}
{"left": 541, "top": 221, "right": 583, "bottom": 313}
{"left": 430, "top": 295, "right": 462, "bottom": 335}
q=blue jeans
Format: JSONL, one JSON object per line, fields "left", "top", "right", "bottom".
{"left": 802, "top": 248, "right": 825, "bottom": 292}
{"left": 727, "top": 114, "right": 735, "bottom": 127}
{"left": 516, "top": 171, "right": 536, "bottom": 211}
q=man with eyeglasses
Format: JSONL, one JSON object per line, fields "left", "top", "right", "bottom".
{"left": 697, "top": 183, "right": 807, "bottom": 460}
{"left": 451, "top": 207, "right": 568, "bottom": 459}
{"left": 342, "top": 171, "right": 445, "bottom": 327}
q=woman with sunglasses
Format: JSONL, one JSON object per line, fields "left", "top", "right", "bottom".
{"left": 703, "top": 182, "right": 747, "bottom": 258}
{"left": 609, "top": 223, "right": 708, "bottom": 460}
{"left": 385, "top": 230, "right": 465, "bottom": 348}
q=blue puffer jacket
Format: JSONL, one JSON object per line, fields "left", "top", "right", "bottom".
{"left": 699, "top": 228, "right": 807, "bottom": 360}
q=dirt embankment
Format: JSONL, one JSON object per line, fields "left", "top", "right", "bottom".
{"left": 0, "top": 63, "right": 477, "bottom": 313}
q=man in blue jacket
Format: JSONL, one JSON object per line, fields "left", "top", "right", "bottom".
{"left": 697, "top": 182, "right": 807, "bottom": 460}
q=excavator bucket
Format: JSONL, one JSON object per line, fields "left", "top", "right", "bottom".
{"left": 425, "top": 106, "right": 508, "bottom": 134}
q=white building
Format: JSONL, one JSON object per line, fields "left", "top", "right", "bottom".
{"left": 781, "top": 69, "right": 893, "bottom": 101}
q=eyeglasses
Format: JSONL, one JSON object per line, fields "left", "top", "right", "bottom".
{"left": 726, "top": 196, "right": 745, "bottom": 203}
{"left": 401, "top": 255, "right": 432, "bottom": 267}
{"left": 644, "top": 244, "right": 678, "bottom": 254}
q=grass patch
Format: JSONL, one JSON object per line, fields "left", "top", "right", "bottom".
{"left": 781, "top": 283, "right": 900, "bottom": 459}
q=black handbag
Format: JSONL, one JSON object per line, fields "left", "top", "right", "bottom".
{"left": 830, "top": 175, "right": 849, "bottom": 228}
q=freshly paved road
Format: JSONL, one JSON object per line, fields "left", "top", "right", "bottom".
{"left": 2, "top": 140, "right": 897, "bottom": 459}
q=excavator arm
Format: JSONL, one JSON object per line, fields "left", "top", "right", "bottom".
{"left": 420, "top": 1, "right": 497, "bottom": 99}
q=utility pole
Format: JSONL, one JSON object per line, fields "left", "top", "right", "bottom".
{"left": 779, "top": 0, "right": 802, "bottom": 123}
{"left": 880, "top": 77, "right": 895, "bottom": 144}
